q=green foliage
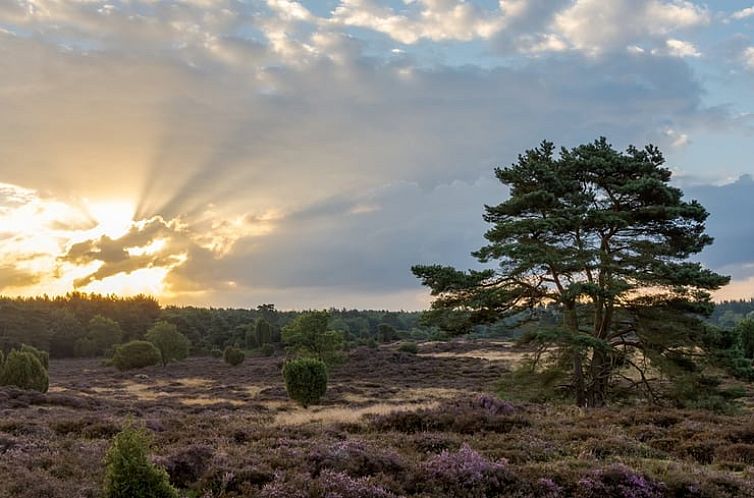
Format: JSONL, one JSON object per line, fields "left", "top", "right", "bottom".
{"left": 377, "top": 323, "right": 398, "bottom": 343}
{"left": 145, "top": 321, "right": 190, "bottom": 366}
{"left": 112, "top": 341, "right": 161, "bottom": 371}
{"left": 103, "top": 426, "right": 178, "bottom": 498}
{"left": 261, "top": 343, "right": 275, "bottom": 356}
{"left": 282, "top": 311, "right": 345, "bottom": 366}
{"left": 223, "top": 346, "right": 245, "bottom": 366}
{"left": 19, "top": 344, "right": 49, "bottom": 370}
{"left": 497, "top": 361, "right": 570, "bottom": 403}
{"left": 735, "top": 318, "right": 754, "bottom": 359}
{"left": 413, "top": 138, "right": 729, "bottom": 407}
{"left": 255, "top": 318, "right": 273, "bottom": 346}
{"left": 209, "top": 348, "right": 223, "bottom": 358}
{"left": 0, "top": 350, "right": 49, "bottom": 392}
{"left": 243, "top": 323, "right": 258, "bottom": 349}
{"left": 0, "top": 349, "right": 4, "bottom": 369}
{"left": 397, "top": 341, "right": 418, "bottom": 354}
{"left": 282, "top": 357, "right": 328, "bottom": 408}
{"left": 76, "top": 315, "right": 123, "bottom": 357}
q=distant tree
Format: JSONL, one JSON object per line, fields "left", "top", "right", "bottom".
{"left": 413, "top": 138, "right": 729, "bottom": 407}
{"left": 735, "top": 319, "right": 754, "bottom": 359}
{"left": 112, "top": 341, "right": 162, "bottom": 371}
{"left": 145, "top": 321, "right": 190, "bottom": 366}
{"left": 103, "top": 426, "right": 178, "bottom": 498}
{"left": 78, "top": 315, "right": 123, "bottom": 357}
{"left": 255, "top": 318, "right": 273, "bottom": 347}
{"left": 377, "top": 323, "right": 398, "bottom": 343}
{"left": 49, "top": 309, "right": 83, "bottom": 358}
{"left": 282, "top": 311, "right": 345, "bottom": 366}
{"left": 223, "top": 346, "right": 245, "bottom": 366}
{"left": 243, "top": 323, "right": 258, "bottom": 349}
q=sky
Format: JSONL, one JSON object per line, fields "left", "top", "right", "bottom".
{"left": 0, "top": 0, "right": 753, "bottom": 310}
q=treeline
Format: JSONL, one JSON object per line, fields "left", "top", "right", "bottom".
{"left": 0, "top": 293, "right": 441, "bottom": 358}
{"left": 709, "top": 299, "right": 754, "bottom": 328}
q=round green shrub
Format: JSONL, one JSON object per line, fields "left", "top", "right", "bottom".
{"left": 19, "top": 344, "right": 50, "bottom": 369}
{"left": 210, "top": 348, "right": 223, "bottom": 358}
{"left": 0, "top": 350, "right": 49, "bottom": 392}
{"left": 282, "top": 357, "right": 328, "bottom": 408}
{"left": 103, "top": 426, "right": 178, "bottom": 498}
{"left": 112, "top": 341, "right": 161, "bottom": 371}
{"left": 224, "top": 346, "right": 245, "bottom": 366}
{"left": 398, "top": 341, "right": 418, "bottom": 355}
{"left": 145, "top": 321, "right": 191, "bottom": 366}
{"left": 261, "top": 343, "right": 275, "bottom": 357}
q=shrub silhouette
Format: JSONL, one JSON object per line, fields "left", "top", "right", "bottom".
{"left": 103, "top": 426, "right": 178, "bottom": 498}
{"left": 210, "top": 348, "right": 223, "bottom": 358}
{"left": 0, "top": 350, "right": 49, "bottom": 392}
{"left": 19, "top": 344, "right": 49, "bottom": 369}
{"left": 112, "top": 341, "right": 161, "bottom": 371}
{"left": 224, "top": 346, "right": 245, "bottom": 366}
{"left": 283, "top": 357, "right": 328, "bottom": 407}
{"left": 261, "top": 343, "right": 275, "bottom": 357}
{"left": 0, "top": 349, "right": 4, "bottom": 369}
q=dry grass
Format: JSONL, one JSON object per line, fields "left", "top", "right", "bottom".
{"left": 273, "top": 400, "right": 439, "bottom": 426}
{"left": 422, "top": 349, "right": 529, "bottom": 365}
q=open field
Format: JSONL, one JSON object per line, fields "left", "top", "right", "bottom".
{"left": 2, "top": 341, "right": 754, "bottom": 497}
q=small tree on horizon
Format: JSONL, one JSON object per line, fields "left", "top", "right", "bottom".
{"left": 145, "top": 321, "right": 190, "bottom": 366}
{"left": 413, "top": 138, "right": 730, "bottom": 407}
{"left": 282, "top": 311, "right": 345, "bottom": 366}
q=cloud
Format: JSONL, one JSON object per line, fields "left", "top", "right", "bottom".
{"left": 731, "top": 6, "right": 754, "bottom": 20}
{"left": 552, "top": 0, "right": 709, "bottom": 55}
{"left": 658, "top": 38, "right": 701, "bottom": 58}
{"left": 744, "top": 47, "right": 754, "bottom": 70}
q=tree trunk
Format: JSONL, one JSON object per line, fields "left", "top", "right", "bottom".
{"left": 564, "top": 305, "right": 587, "bottom": 407}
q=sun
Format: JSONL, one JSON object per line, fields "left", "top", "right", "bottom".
{"left": 85, "top": 200, "right": 136, "bottom": 239}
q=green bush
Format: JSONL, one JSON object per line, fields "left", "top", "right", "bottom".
{"left": 19, "top": 344, "right": 49, "bottom": 369}
{"left": 103, "top": 426, "right": 178, "bottom": 498}
{"left": 210, "top": 348, "right": 223, "bottom": 358}
{"left": 0, "top": 349, "right": 4, "bottom": 369}
{"left": 398, "top": 341, "right": 418, "bottom": 354}
{"left": 282, "top": 357, "right": 328, "bottom": 408}
{"left": 145, "top": 321, "right": 191, "bottom": 366}
{"left": 112, "top": 341, "right": 161, "bottom": 371}
{"left": 0, "top": 350, "right": 49, "bottom": 392}
{"left": 224, "top": 346, "right": 245, "bottom": 366}
{"left": 261, "top": 343, "right": 275, "bottom": 357}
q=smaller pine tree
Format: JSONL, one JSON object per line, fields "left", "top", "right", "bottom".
{"left": 224, "top": 346, "right": 245, "bottom": 366}
{"left": 282, "top": 357, "right": 328, "bottom": 408}
{"left": 0, "top": 350, "right": 48, "bottom": 392}
{"left": 103, "top": 426, "right": 178, "bottom": 498}
{"left": 19, "top": 344, "right": 49, "bottom": 369}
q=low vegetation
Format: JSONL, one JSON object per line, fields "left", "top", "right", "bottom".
{"left": 223, "top": 346, "right": 245, "bottom": 366}
{"left": 112, "top": 341, "right": 162, "bottom": 371}
{"left": 0, "top": 349, "right": 49, "bottom": 392}
{"left": 283, "top": 357, "right": 329, "bottom": 407}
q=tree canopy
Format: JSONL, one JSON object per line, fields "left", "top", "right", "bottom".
{"left": 413, "top": 138, "right": 730, "bottom": 407}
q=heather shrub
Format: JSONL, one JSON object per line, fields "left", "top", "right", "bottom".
{"left": 370, "top": 395, "right": 524, "bottom": 434}
{"left": 112, "top": 341, "right": 161, "bottom": 371}
{"left": 282, "top": 357, "right": 328, "bottom": 407}
{"left": 19, "top": 344, "right": 49, "bottom": 369}
{"left": 313, "top": 470, "right": 396, "bottom": 497}
{"left": 309, "top": 439, "right": 405, "bottom": 478}
{"left": 224, "top": 346, "right": 245, "bottom": 366}
{"left": 421, "top": 444, "right": 516, "bottom": 497}
{"left": 103, "top": 426, "right": 178, "bottom": 498}
{"left": 162, "top": 445, "right": 213, "bottom": 488}
{"left": 397, "top": 341, "right": 418, "bottom": 354}
{"left": 575, "top": 464, "right": 663, "bottom": 498}
{"left": 261, "top": 343, "right": 275, "bottom": 356}
{"left": 0, "top": 350, "right": 49, "bottom": 392}
{"left": 716, "top": 443, "right": 754, "bottom": 465}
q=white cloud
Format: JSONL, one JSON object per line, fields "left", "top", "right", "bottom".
{"left": 744, "top": 47, "right": 754, "bottom": 70}
{"left": 552, "top": 0, "right": 709, "bottom": 55}
{"left": 330, "top": 0, "right": 508, "bottom": 44}
{"left": 731, "top": 6, "right": 754, "bottom": 20}
{"left": 655, "top": 38, "right": 701, "bottom": 58}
